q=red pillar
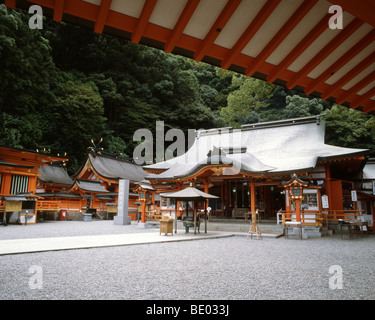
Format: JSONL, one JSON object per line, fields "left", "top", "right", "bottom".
{"left": 295, "top": 199, "right": 301, "bottom": 222}
{"left": 141, "top": 200, "right": 146, "bottom": 223}
{"left": 250, "top": 180, "right": 256, "bottom": 213}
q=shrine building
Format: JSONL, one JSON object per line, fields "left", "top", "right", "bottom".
{"left": 145, "top": 115, "right": 371, "bottom": 227}
{"left": 0, "top": 145, "right": 68, "bottom": 224}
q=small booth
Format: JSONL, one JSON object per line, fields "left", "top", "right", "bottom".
{"left": 0, "top": 194, "right": 39, "bottom": 225}
{"left": 160, "top": 186, "right": 219, "bottom": 235}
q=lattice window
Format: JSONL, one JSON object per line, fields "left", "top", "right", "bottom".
{"left": 10, "top": 175, "right": 29, "bottom": 195}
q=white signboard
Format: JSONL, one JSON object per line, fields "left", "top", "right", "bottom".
{"left": 351, "top": 190, "right": 357, "bottom": 202}
{"left": 321, "top": 195, "right": 329, "bottom": 209}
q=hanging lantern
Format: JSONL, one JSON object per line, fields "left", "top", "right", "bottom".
{"left": 283, "top": 173, "right": 308, "bottom": 200}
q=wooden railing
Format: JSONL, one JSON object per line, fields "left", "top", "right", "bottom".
{"left": 36, "top": 201, "right": 61, "bottom": 211}
{"left": 281, "top": 209, "right": 365, "bottom": 227}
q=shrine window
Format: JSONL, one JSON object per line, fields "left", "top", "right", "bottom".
{"left": 10, "top": 174, "right": 29, "bottom": 195}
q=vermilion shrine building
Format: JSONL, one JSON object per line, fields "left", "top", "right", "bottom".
{"left": 145, "top": 116, "right": 372, "bottom": 228}
{"left": 37, "top": 150, "right": 147, "bottom": 221}
{"left": 0, "top": 145, "right": 68, "bottom": 224}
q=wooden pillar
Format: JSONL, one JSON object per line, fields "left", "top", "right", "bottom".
{"left": 141, "top": 200, "right": 146, "bottom": 223}
{"left": 295, "top": 199, "right": 301, "bottom": 222}
{"left": 325, "top": 165, "right": 332, "bottom": 211}
{"left": 250, "top": 180, "right": 256, "bottom": 213}
{"left": 1, "top": 173, "right": 12, "bottom": 195}
{"left": 204, "top": 180, "right": 209, "bottom": 209}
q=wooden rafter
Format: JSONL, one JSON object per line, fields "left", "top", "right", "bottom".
{"left": 362, "top": 101, "right": 375, "bottom": 113}
{"left": 321, "top": 51, "right": 375, "bottom": 100}
{"left": 194, "top": 0, "right": 242, "bottom": 62}
{"left": 286, "top": 18, "right": 363, "bottom": 90}
{"left": 94, "top": 0, "right": 112, "bottom": 34}
{"left": 221, "top": 0, "right": 281, "bottom": 70}
{"left": 244, "top": 0, "right": 318, "bottom": 76}
{"left": 350, "top": 86, "right": 375, "bottom": 109}
{"left": 53, "top": 0, "right": 65, "bottom": 22}
{"left": 3, "top": 0, "right": 375, "bottom": 114}
{"left": 305, "top": 28, "right": 375, "bottom": 95}
{"left": 266, "top": 13, "right": 330, "bottom": 84}
{"left": 131, "top": 0, "right": 158, "bottom": 44}
{"left": 336, "top": 69, "right": 375, "bottom": 105}
{"left": 4, "top": 0, "right": 16, "bottom": 9}
{"left": 164, "top": 0, "right": 200, "bottom": 53}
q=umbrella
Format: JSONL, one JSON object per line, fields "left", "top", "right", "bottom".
{"left": 160, "top": 187, "right": 219, "bottom": 234}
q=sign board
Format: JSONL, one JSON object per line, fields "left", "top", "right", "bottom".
{"left": 351, "top": 190, "right": 357, "bottom": 202}
{"left": 321, "top": 195, "right": 329, "bottom": 209}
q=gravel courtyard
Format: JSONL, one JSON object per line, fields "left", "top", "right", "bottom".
{"left": 0, "top": 221, "right": 374, "bottom": 300}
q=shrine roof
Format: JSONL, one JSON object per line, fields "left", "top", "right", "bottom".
{"left": 68, "top": 179, "right": 108, "bottom": 193}
{"left": 38, "top": 165, "right": 74, "bottom": 186}
{"left": 6, "top": 0, "right": 375, "bottom": 114}
{"left": 145, "top": 115, "right": 368, "bottom": 180}
{"left": 75, "top": 153, "right": 147, "bottom": 182}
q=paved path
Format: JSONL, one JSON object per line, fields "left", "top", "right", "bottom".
{"left": 0, "top": 231, "right": 237, "bottom": 255}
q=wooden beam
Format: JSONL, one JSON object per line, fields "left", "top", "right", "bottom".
{"left": 131, "top": 0, "right": 158, "bottom": 44}
{"left": 53, "top": 0, "right": 65, "bottom": 22}
{"left": 336, "top": 69, "right": 375, "bottom": 105}
{"left": 305, "top": 28, "right": 375, "bottom": 95}
{"left": 245, "top": 0, "right": 318, "bottom": 76}
{"left": 94, "top": 0, "right": 112, "bottom": 34}
{"left": 164, "top": 0, "right": 200, "bottom": 53}
{"left": 5, "top": 0, "right": 16, "bottom": 9}
{"left": 266, "top": 13, "right": 330, "bottom": 84}
{"left": 362, "top": 101, "right": 375, "bottom": 113}
{"left": 194, "top": 0, "right": 242, "bottom": 61}
{"left": 350, "top": 86, "right": 375, "bottom": 109}
{"left": 321, "top": 51, "right": 375, "bottom": 100}
{"left": 286, "top": 18, "right": 363, "bottom": 90}
{"left": 221, "top": 0, "right": 281, "bottom": 70}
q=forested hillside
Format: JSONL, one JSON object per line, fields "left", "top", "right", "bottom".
{"left": 0, "top": 5, "right": 374, "bottom": 173}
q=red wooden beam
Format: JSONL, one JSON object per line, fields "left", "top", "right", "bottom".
{"left": 194, "top": 0, "right": 242, "bottom": 61}
{"left": 131, "top": 0, "right": 158, "bottom": 44}
{"left": 266, "top": 13, "right": 330, "bottom": 84}
{"left": 164, "top": 0, "right": 200, "bottom": 53}
{"left": 321, "top": 51, "right": 375, "bottom": 100}
{"left": 348, "top": 86, "right": 375, "bottom": 109}
{"left": 286, "top": 18, "right": 363, "bottom": 90}
{"left": 336, "top": 69, "right": 375, "bottom": 105}
{"left": 244, "top": 0, "right": 317, "bottom": 76}
{"left": 221, "top": 0, "right": 281, "bottom": 70}
{"left": 305, "top": 28, "right": 375, "bottom": 95}
{"left": 53, "top": 0, "right": 65, "bottom": 22}
{"left": 362, "top": 101, "right": 375, "bottom": 113}
{"left": 94, "top": 0, "right": 112, "bottom": 34}
{"left": 4, "top": 0, "right": 16, "bottom": 8}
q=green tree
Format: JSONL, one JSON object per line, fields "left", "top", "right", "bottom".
{"left": 323, "top": 104, "right": 373, "bottom": 153}
{"left": 220, "top": 76, "right": 276, "bottom": 127}
{"left": 284, "top": 95, "right": 324, "bottom": 119}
